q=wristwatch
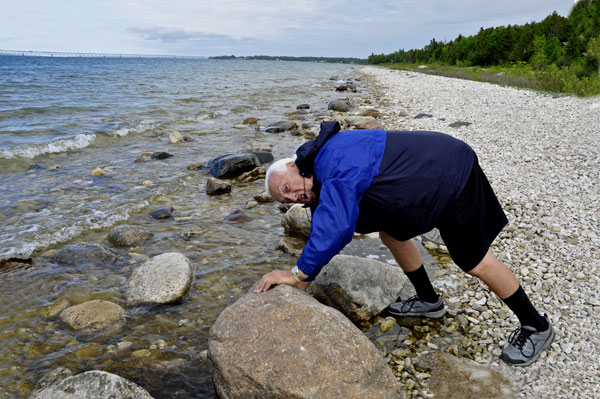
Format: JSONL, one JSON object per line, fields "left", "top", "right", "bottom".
{"left": 291, "top": 265, "right": 306, "bottom": 282}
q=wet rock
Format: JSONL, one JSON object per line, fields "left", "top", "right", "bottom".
{"left": 328, "top": 100, "right": 352, "bottom": 112}
{"left": 52, "top": 243, "right": 117, "bottom": 266}
{"left": 28, "top": 164, "right": 45, "bottom": 171}
{"left": 243, "top": 117, "right": 259, "bottom": 125}
{"left": 225, "top": 209, "right": 250, "bottom": 223}
{"left": 253, "top": 192, "right": 273, "bottom": 203}
{"left": 236, "top": 167, "right": 265, "bottom": 183}
{"left": 336, "top": 83, "right": 358, "bottom": 92}
{"left": 297, "top": 104, "right": 310, "bottom": 109}
{"left": 182, "top": 135, "right": 194, "bottom": 142}
{"left": 168, "top": 131, "right": 182, "bottom": 143}
{"left": 281, "top": 203, "right": 312, "bottom": 238}
{"left": 311, "top": 254, "right": 406, "bottom": 322}
{"left": 272, "top": 120, "right": 298, "bottom": 131}
{"left": 278, "top": 203, "right": 293, "bottom": 213}
{"left": 108, "top": 225, "right": 152, "bottom": 247}
{"left": 59, "top": 300, "right": 125, "bottom": 334}
{"left": 35, "top": 367, "right": 74, "bottom": 391}
{"left": 206, "top": 177, "right": 232, "bottom": 195}
{"left": 251, "top": 151, "right": 274, "bottom": 164}
{"left": 150, "top": 206, "right": 174, "bottom": 219}
{"left": 344, "top": 116, "right": 383, "bottom": 129}
{"left": 186, "top": 163, "right": 204, "bottom": 170}
{"left": 126, "top": 253, "right": 194, "bottom": 304}
{"left": 91, "top": 167, "right": 104, "bottom": 176}
{"left": 29, "top": 370, "right": 155, "bottom": 399}
{"left": 208, "top": 153, "right": 261, "bottom": 179}
{"left": 414, "top": 113, "right": 433, "bottom": 119}
{"left": 277, "top": 236, "right": 306, "bottom": 256}
{"left": 49, "top": 165, "right": 60, "bottom": 171}
{"left": 208, "top": 284, "right": 402, "bottom": 399}
{"left": 151, "top": 152, "right": 173, "bottom": 160}
{"left": 264, "top": 126, "right": 285, "bottom": 133}
{"left": 421, "top": 352, "right": 514, "bottom": 399}
{"left": 449, "top": 121, "right": 472, "bottom": 128}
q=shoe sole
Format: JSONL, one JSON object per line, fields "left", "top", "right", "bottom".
{"left": 388, "top": 307, "right": 447, "bottom": 318}
{"left": 501, "top": 326, "right": 556, "bottom": 367}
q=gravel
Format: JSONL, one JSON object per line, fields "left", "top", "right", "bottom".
{"left": 361, "top": 66, "right": 600, "bottom": 399}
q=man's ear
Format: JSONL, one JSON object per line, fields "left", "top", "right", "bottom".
{"left": 285, "top": 162, "right": 297, "bottom": 169}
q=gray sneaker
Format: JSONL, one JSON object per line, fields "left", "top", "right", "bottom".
{"left": 501, "top": 315, "right": 555, "bottom": 367}
{"left": 388, "top": 295, "right": 447, "bottom": 318}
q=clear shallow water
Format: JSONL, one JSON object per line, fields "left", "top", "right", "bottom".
{"left": 0, "top": 55, "right": 367, "bottom": 397}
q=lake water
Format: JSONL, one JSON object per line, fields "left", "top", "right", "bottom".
{"left": 0, "top": 56, "right": 369, "bottom": 397}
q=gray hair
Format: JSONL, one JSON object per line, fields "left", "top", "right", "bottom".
{"left": 265, "top": 157, "right": 295, "bottom": 196}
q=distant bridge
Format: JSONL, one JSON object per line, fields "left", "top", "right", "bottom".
{"left": 0, "top": 49, "right": 207, "bottom": 59}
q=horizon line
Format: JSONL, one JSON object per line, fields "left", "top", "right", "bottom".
{"left": 0, "top": 49, "right": 208, "bottom": 59}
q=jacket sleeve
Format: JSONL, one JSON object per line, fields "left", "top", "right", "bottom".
{"left": 296, "top": 176, "right": 363, "bottom": 281}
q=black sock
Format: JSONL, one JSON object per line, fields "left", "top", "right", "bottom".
{"left": 405, "top": 265, "right": 439, "bottom": 303}
{"left": 502, "top": 285, "right": 548, "bottom": 331}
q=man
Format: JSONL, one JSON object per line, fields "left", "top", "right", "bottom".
{"left": 255, "top": 121, "right": 554, "bottom": 367}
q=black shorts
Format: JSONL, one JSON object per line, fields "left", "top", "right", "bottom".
{"left": 436, "top": 157, "right": 508, "bottom": 272}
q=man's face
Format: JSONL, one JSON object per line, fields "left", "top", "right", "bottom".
{"left": 270, "top": 162, "right": 315, "bottom": 204}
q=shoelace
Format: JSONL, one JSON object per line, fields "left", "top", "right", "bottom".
{"left": 400, "top": 295, "right": 421, "bottom": 312}
{"left": 508, "top": 327, "right": 535, "bottom": 357}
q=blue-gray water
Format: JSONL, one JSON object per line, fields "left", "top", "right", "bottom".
{"left": 0, "top": 55, "right": 369, "bottom": 398}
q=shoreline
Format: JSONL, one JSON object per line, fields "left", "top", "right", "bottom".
{"left": 361, "top": 66, "right": 599, "bottom": 399}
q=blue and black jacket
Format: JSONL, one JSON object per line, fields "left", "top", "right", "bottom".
{"left": 295, "top": 121, "right": 475, "bottom": 281}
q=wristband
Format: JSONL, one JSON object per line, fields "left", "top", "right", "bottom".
{"left": 291, "top": 265, "right": 305, "bottom": 282}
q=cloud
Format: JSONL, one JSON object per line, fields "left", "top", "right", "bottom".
{"left": 127, "top": 26, "right": 253, "bottom": 44}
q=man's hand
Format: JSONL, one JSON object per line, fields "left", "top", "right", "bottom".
{"left": 254, "top": 270, "right": 311, "bottom": 293}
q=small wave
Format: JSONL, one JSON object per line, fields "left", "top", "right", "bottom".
{"left": 110, "top": 124, "right": 148, "bottom": 137}
{"left": 0, "top": 134, "right": 96, "bottom": 159}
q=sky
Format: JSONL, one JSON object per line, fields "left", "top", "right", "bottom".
{"left": 0, "top": 0, "right": 577, "bottom": 58}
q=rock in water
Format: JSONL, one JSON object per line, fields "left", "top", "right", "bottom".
{"left": 421, "top": 353, "right": 514, "bottom": 399}
{"left": 208, "top": 284, "right": 403, "bottom": 399}
{"left": 107, "top": 225, "right": 152, "bottom": 247}
{"left": 59, "top": 300, "right": 125, "bottom": 334}
{"left": 281, "top": 204, "right": 312, "bottom": 238}
{"left": 208, "top": 153, "right": 261, "bottom": 178}
{"left": 126, "top": 253, "right": 194, "bottom": 304}
{"left": 168, "top": 131, "right": 182, "bottom": 143}
{"left": 29, "top": 370, "right": 155, "bottom": 399}
{"left": 150, "top": 205, "right": 174, "bottom": 219}
{"left": 311, "top": 254, "right": 406, "bottom": 322}
{"left": 52, "top": 243, "right": 117, "bottom": 266}
{"left": 206, "top": 177, "right": 232, "bottom": 195}
{"left": 224, "top": 209, "right": 250, "bottom": 223}
{"left": 328, "top": 100, "right": 352, "bottom": 112}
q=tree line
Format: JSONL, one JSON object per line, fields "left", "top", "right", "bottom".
{"left": 369, "top": 0, "right": 600, "bottom": 78}
{"left": 210, "top": 55, "right": 367, "bottom": 64}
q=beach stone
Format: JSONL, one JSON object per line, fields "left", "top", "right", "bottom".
{"left": 251, "top": 151, "right": 274, "bottom": 164}
{"left": 168, "top": 131, "right": 182, "bottom": 143}
{"left": 253, "top": 191, "right": 273, "bottom": 203}
{"left": 311, "top": 254, "right": 406, "bottom": 322}
{"left": 281, "top": 203, "right": 312, "bottom": 238}
{"left": 359, "top": 108, "right": 382, "bottom": 118}
{"left": 421, "top": 352, "right": 514, "bottom": 399}
{"left": 264, "top": 126, "right": 285, "bottom": 133}
{"left": 208, "top": 153, "right": 261, "bottom": 178}
{"left": 186, "top": 163, "right": 204, "bottom": 170}
{"left": 150, "top": 205, "right": 174, "bottom": 219}
{"left": 208, "top": 284, "right": 402, "bottom": 399}
{"left": 449, "top": 121, "right": 472, "bottom": 128}
{"left": 272, "top": 120, "right": 298, "bottom": 131}
{"left": 206, "top": 177, "right": 232, "bottom": 195}
{"left": 344, "top": 115, "right": 383, "bottom": 129}
{"left": 151, "top": 152, "right": 173, "bottom": 160}
{"left": 52, "top": 243, "right": 117, "bottom": 266}
{"left": 224, "top": 209, "right": 250, "bottom": 223}
{"left": 357, "top": 119, "right": 383, "bottom": 129}
{"left": 277, "top": 236, "right": 306, "bottom": 256}
{"left": 336, "top": 83, "right": 358, "bottom": 92}
{"left": 328, "top": 100, "right": 352, "bottom": 112}
{"left": 297, "top": 103, "right": 310, "bottom": 109}
{"left": 242, "top": 117, "right": 258, "bottom": 125}
{"left": 126, "top": 252, "right": 194, "bottom": 304}
{"left": 414, "top": 113, "right": 433, "bottom": 119}
{"left": 182, "top": 135, "right": 194, "bottom": 142}
{"left": 59, "top": 300, "right": 125, "bottom": 334}
{"left": 236, "top": 167, "right": 265, "bottom": 183}
{"left": 29, "top": 370, "right": 155, "bottom": 399}
{"left": 107, "top": 225, "right": 152, "bottom": 247}
{"left": 34, "top": 367, "right": 74, "bottom": 391}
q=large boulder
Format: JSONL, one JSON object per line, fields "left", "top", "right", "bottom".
{"left": 281, "top": 204, "right": 312, "bottom": 238}
{"left": 208, "top": 284, "right": 403, "bottom": 399}
{"left": 311, "top": 254, "right": 406, "bottom": 322}
{"left": 107, "top": 225, "right": 152, "bottom": 247}
{"left": 126, "top": 253, "right": 193, "bottom": 304}
{"left": 420, "top": 352, "right": 514, "bottom": 399}
{"left": 29, "top": 370, "right": 155, "bottom": 399}
{"left": 59, "top": 300, "right": 125, "bottom": 335}
{"left": 52, "top": 243, "right": 117, "bottom": 266}
{"left": 208, "top": 153, "right": 261, "bottom": 179}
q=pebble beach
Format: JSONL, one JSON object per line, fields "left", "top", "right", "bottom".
{"left": 361, "top": 66, "right": 600, "bottom": 399}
